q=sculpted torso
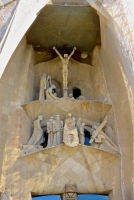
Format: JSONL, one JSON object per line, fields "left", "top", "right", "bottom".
{"left": 53, "top": 46, "right": 76, "bottom": 89}
{"left": 47, "top": 121, "right": 53, "bottom": 133}
{"left": 53, "top": 120, "right": 63, "bottom": 132}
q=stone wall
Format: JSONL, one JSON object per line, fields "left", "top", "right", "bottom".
{"left": 0, "top": 36, "right": 34, "bottom": 193}
{"left": 100, "top": 17, "right": 133, "bottom": 200}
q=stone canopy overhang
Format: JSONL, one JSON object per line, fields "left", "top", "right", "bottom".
{"left": 0, "top": 0, "right": 107, "bottom": 78}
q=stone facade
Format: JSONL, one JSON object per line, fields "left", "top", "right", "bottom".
{"left": 0, "top": 1, "right": 134, "bottom": 200}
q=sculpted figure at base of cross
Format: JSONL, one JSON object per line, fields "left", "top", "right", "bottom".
{"left": 39, "top": 74, "right": 52, "bottom": 101}
{"left": 46, "top": 84, "right": 59, "bottom": 100}
{"left": 39, "top": 74, "right": 59, "bottom": 101}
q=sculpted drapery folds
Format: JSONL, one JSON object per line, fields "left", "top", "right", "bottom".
{"left": 53, "top": 114, "right": 63, "bottom": 146}
{"left": 63, "top": 113, "right": 79, "bottom": 147}
{"left": 46, "top": 84, "right": 59, "bottom": 100}
{"left": 39, "top": 74, "right": 52, "bottom": 101}
{"left": 27, "top": 115, "right": 44, "bottom": 145}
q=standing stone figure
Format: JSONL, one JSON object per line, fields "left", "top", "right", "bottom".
{"left": 27, "top": 115, "right": 44, "bottom": 145}
{"left": 53, "top": 114, "right": 63, "bottom": 146}
{"left": 90, "top": 125, "right": 105, "bottom": 148}
{"left": 79, "top": 122, "right": 85, "bottom": 145}
{"left": 46, "top": 84, "right": 59, "bottom": 100}
{"left": 47, "top": 117, "right": 54, "bottom": 147}
{"left": 63, "top": 113, "right": 79, "bottom": 147}
{"left": 39, "top": 74, "right": 52, "bottom": 101}
{"left": 76, "top": 118, "right": 85, "bottom": 145}
{"left": 53, "top": 46, "right": 77, "bottom": 89}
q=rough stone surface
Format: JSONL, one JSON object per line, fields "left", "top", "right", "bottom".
{"left": 0, "top": 1, "right": 133, "bottom": 199}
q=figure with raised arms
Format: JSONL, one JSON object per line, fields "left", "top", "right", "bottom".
{"left": 53, "top": 46, "right": 77, "bottom": 89}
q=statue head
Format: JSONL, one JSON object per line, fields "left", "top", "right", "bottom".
{"left": 64, "top": 54, "right": 68, "bottom": 58}
{"left": 38, "top": 115, "right": 43, "bottom": 121}
{"left": 47, "top": 75, "right": 51, "bottom": 79}
{"left": 51, "top": 84, "right": 56, "bottom": 89}
{"left": 55, "top": 114, "right": 60, "bottom": 120}
{"left": 68, "top": 113, "right": 72, "bottom": 118}
{"left": 69, "top": 94, "right": 73, "bottom": 98}
{"left": 42, "top": 73, "right": 47, "bottom": 77}
{"left": 50, "top": 116, "right": 53, "bottom": 121}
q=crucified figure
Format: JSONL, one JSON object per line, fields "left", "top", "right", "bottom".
{"left": 53, "top": 46, "right": 77, "bottom": 89}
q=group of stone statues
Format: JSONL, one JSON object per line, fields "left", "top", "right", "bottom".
{"left": 39, "top": 46, "right": 77, "bottom": 100}
{"left": 47, "top": 115, "right": 63, "bottom": 147}
{"left": 24, "top": 113, "right": 119, "bottom": 154}
{"left": 23, "top": 46, "right": 119, "bottom": 154}
{"left": 39, "top": 73, "right": 87, "bottom": 100}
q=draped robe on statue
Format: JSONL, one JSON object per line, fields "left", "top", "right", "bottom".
{"left": 63, "top": 117, "right": 79, "bottom": 147}
{"left": 27, "top": 119, "right": 44, "bottom": 145}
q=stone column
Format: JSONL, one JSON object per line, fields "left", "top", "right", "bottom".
{"left": 63, "top": 88, "right": 68, "bottom": 97}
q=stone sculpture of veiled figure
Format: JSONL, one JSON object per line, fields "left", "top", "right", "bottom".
{"left": 63, "top": 113, "right": 79, "bottom": 147}
{"left": 53, "top": 46, "right": 77, "bottom": 89}
{"left": 39, "top": 74, "right": 52, "bottom": 101}
{"left": 27, "top": 115, "right": 44, "bottom": 145}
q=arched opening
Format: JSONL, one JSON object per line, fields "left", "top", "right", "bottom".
{"left": 73, "top": 88, "right": 81, "bottom": 99}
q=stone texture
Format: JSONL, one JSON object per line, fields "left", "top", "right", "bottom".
{"left": 9, "top": 145, "right": 120, "bottom": 199}
{"left": 34, "top": 53, "right": 110, "bottom": 102}
{"left": 0, "top": 1, "right": 133, "bottom": 199}
{"left": 27, "top": 5, "right": 100, "bottom": 52}
{"left": 0, "top": 1, "right": 16, "bottom": 41}
{"left": 21, "top": 99, "right": 112, "bottom": 126}
{"left": 0, "top": 36, "right": 34, "bottom": 193}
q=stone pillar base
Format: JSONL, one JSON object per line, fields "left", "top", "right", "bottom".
{"left": 63, "top": 88, "right": 68, "bottom": 97}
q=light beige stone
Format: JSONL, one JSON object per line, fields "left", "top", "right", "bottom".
{"left": 46, "top": 84, "right": 59, "bottom": 100}
{"left": 0, "top": 2, "right": 133, "bottom": 199}
{"left": 53, "top": 114, "right": 63, "bottom": 146}
{"left": 27, "top": 115, "right": 43, "bottom": 145}
{"left": 53, "top": 47, "right": 76, "bottom": 90}
{"left": 39, "top": 74, "right": 52, "bottom": 101}
{"left": 63, "top": 113, "right": 79, "bottom": 147}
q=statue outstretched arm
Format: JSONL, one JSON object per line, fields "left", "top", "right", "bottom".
{"left": 53, "top": 47, "right": 63, "bottom": 60}
{"left": 68, "top": 47, "right": 77, "bottom": 60}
